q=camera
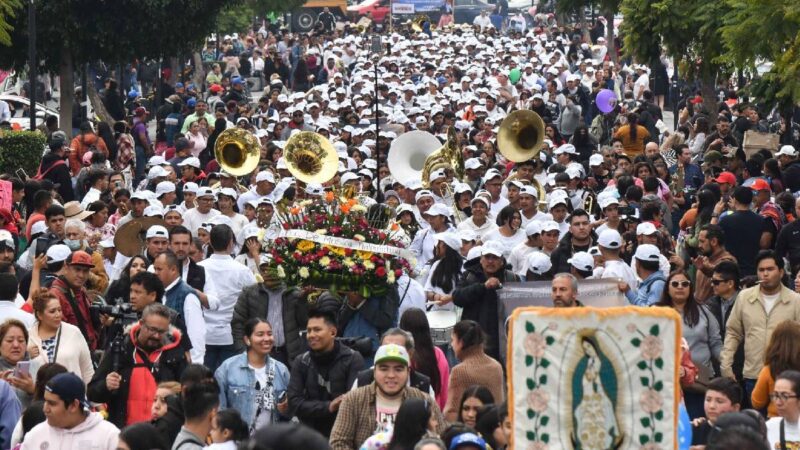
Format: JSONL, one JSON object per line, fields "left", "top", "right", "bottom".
{"left": 90, "top": 302, "right": 135, "bottom": 318}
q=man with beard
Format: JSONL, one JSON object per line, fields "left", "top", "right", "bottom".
{"left": 551, "top": 273, "right": 582, "bottom": 307}
{"left": 549, "top": 209, "right": 597, "bottom": 274}
{"left": 329, "top": 344, "right": 444, "bottom": 450}
{"left": 687, "top": 225, "right": 736, "bottom": 303}
{"left": 88, "top": 303, "right": 187, "bottom": 428}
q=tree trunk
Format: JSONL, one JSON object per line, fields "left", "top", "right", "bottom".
{"left": 192, "top": 52, "right": 204, "bottom": 89}
{"left": 700, "top": 69, "right": 717, "bottom": 128}
{"left": 604, "top": 10, "right": 615, "bottom": 64}
{"left": 87, "top": 76, "right": 114, "bottom": 125}
{"left": 577, "top": 4, "right": 589, "bottom": 42}
{"left": 58, "top": 52, "right": 74, "bottom": 140}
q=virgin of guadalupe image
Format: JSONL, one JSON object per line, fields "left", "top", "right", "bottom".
{"left": 570, "top": 334, "right": 625, "bottom": 450}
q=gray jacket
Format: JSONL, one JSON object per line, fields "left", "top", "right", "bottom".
{"left": 231, "top": 284, "right": 309, "bottom": 363}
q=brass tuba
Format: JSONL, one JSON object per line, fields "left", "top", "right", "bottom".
{"left": 284, "top": 131, "right": 339, "bottom": 184}
{"left": 497, "top": 110, "right": 546, "bottom": 163}
{"left": 387, "top": 130, "right": 442, "bottom": 186}
{"left": 411, "top": 14, "right": 432, "bottom": 33}
{"left": 215, "top": 128, "right": 261, "bottom": 176}
{"left": 421, "top": 126, "right": 464, "bottom": 188}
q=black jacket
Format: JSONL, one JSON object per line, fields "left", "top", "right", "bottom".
{"left": 706, "top": 292, "right": 744, "bottom": 381}
{"left": 231, "top": 283, "right": 309, "bottom": 363}
{"left": 184, "top": 259, "right": 206, "bottom": 291}
{"left": 288, "top": 342, "right": 364, "bottom": 437}
{"left": 152, "top": 393, "right": 183, "bottom": 446}
{"left": 87, "top": 324, "right": 188, "bottom": 428}
{"left": 549, "top": 231, "right": 597, "bottom": 274}
{"left": 782, "top": 159, "right": 800, "bottom": 194}
{"left": 38, "top": 152, "right": 75, "bottom": 202}
{"left": 452, "top": 259, "right": 520, "bottom": 361}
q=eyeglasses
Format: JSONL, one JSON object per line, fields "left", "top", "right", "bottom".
{"left": 770, "top": 392, "right": 798, "bottom": 402}
{"left": 670, "top": 281, "right": 691, "bottom": 288}
{"left": 710, "top": 278, "right": 730, "bottom": 285}
{"left": 143, "top": 323, "right": 169, "bottom": 336}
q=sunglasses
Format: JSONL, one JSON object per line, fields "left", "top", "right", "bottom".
{"left": 710, "top": 278, "right": 730, "bottom": 285}
{"left": 670, "top": 281, "right": 690, "bottom": 288}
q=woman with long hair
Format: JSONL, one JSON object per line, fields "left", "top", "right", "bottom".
{"left": 443, "top": 321, "right": 504, "bottom": 422}
{"left": 613, "top": 112, "right": 650, "bottom": 158}
{"left": 424, "top": 234, "right": 463, "bottom": 309}
{"left": 752, "top": 321, "right": 800, "bottom": 418}
{"left": 481, "top": 206, "right": 526, "bottom": 259}
{"left": 386, "top": 398, "right": 438, "bottom": 450}
{"left": 400, "top": 308, "right": 450, "bottom": 410}
{"left": 680, "top": 188, "right": 720, "bottom": 254}
{"left": 28, "top": 289, "right": 94, "bottom": 384}
{"left": 84, "top": 200, "right": 116, "bottom": 242}
{"left": 569, "top": 124, "right": 599, "bottom": 162}
{"left": 215, "top": 318, "right": 290, "bottom": 432}
{"left": 656, "top": 270, "right": 722, "bottom": 418}
{"left": 687, "top": 116, "right": 709, "bottom": 158}
{"left": 456, "top": 385, "right": 494, "bottom": 428}
{"left": 105, "top": 255, "right": 148, "bottom": 304}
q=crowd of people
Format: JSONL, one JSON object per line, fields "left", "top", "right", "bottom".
{"left": 1, "top": 7, "right": 800, "bottom": 450}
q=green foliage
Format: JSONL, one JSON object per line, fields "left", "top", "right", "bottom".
{"left": 217, "top": 3, "right": 257, "bottom": 35}
{"left": 0, "top": 130, "right": 45, "bottom": 176}
{"left": 0, "top": 0, "right": 21, "bottom": 46}
{"left": 720, "top": 0, "right": 800, "bottom": 108}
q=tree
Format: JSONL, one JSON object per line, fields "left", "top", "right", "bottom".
{"left": 619, "top": 0, "right": 728, "bottom": 123}
{"left": 720, "top": 0, "right": 800, "bottom": 114}
{"left": 553, "top": 0, "right": 621, "bottom": 62}
{"left": 0, "top": 0, "right": 21, "bottom": 46}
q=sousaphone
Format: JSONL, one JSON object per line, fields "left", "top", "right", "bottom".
{"left": 215, "top": 127, "right": 261, "bottom": 176}
{"left": 387, "top": 130, "right": 441, "bottom": 186}
{"left": 114, "top": 216, "right": 167, "bottom": 257}
{"left": 497, "top": 110, "right": 546, "bottom": 163}
{"left": 284, "top": 131, "right": 339, "bottom": 184}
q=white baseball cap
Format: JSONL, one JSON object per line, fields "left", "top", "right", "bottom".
{"left": 424, "top": 203, "right": 451, "bottom": 218}
{"left": 429, "top": 168, "right": 447, "bottom": 181}
{"left": 548, "top": 197, "right": 567, "bottom": 210}
{"left": 527, "top": 252, "right": 552, "bottom": 275}
{"left": 634, "top": 243, "right": 661, "bottom": 262}
{"left": 218, "top": 187, "right": 238, "bottom": 200}
{"left": 144, "top": 205, "right": 164, "bottom": 217}
{"left": 589, "top": 154, "right": 604, "bottom": 167}
{"left": 519, "top": 185, "right": 539, "bottom": 198}
{"left": 340, "top": 172, "right": 360, "bottom": 185}
{"left": 147, "top": 166, "right": 168, "bottom": 180}
{"left": 415, "top": 190, "right": 434, "bottom": 202}
{"left": 178, "top": 157, "right": 201, "bottom": 169}
{"left": 183, "top": 182, "right": 199, "bottom": 194}
{"left": 776, "top": 145, "right": 798, "bottom": 157}
{"left": 196, "top": 187, "right": 216, "bottom": 198}
{"left": 597, "top": 229, "right": 622, "bottom": 249}
{"left": 145, "top": 225, "right": 169, "bottom": 240}
{"left": 256, "top": 171, "right": 275, "bottom": 183}
{"left": 434, "top": 232, "right": 461, "bottom": 253}
{"left": 465, "top": 158, "right": 482, "bottom": 170}
{"left": 636, "top": 222, "right": 658, "bottom": 236}
{"left": 46, "top": 244, "right": 71, "bottom": 263}
{"left": 525, "top": 221, "right": 542, "bottom": 236}
{"left": 155, "top": 181, "right": 176, "bottom": 197}
{"left": 540, "top": 220, "right": 560, "bottom": 233}
{"left": 568, "top": 251, "right": 595, "bottom": 272}
{"left": 481, "top": 240, "right": 505, "bottom": 257}
{"left": 599, "top": 196, "right": 619, "bottom": 210}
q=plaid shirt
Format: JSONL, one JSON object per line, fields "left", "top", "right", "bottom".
{"left": 330, "top": 382, "right": 446, "bottom": 450}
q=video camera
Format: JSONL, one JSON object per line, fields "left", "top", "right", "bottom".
{"left": 90, "top": 295, "right": 138, "bottom": 325}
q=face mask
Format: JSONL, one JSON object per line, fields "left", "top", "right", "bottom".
{"left": 64, "top": 239, "right": 82, "bottom": 251}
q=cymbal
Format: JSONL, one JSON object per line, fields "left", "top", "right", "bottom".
{"left": 114, "top": 216, "right": 166, "bottom": 257}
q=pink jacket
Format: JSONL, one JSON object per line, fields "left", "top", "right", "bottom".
{"left": 434, "top": 346, "right": 450, "bottom": 410}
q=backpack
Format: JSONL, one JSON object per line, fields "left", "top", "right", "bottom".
{"left": 33, "top": 159, "right": 67, "bottom": 181}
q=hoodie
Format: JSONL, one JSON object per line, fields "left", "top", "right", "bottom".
{"left": 37, "top": 152, "right": 75, "bottom": 202}
{"left": 20, "top": 411, "right": 119, "bottom": 450}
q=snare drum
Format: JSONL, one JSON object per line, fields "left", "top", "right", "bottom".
{"left": 426, "top": 310, "right": 458, "bottom": 346}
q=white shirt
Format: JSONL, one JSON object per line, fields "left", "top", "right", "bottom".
{"left": 396, "top": 273, "right": 427, "bottom": 320}
{"left": 198, "top": 254, "right": 257, "bottom": 346}
{"left": 634, "top": 73, "right": 649, "bottom": 99}
{"left": 80, "top": 187, "right": 102, "bottom": 209}
{"left": 473, "top": 14, "right": 492, "bottom": 31}
{"left": 0, "top": 100, "right": 11, "bottom": 123}
{"left": 489, "top": 196, "right": 510, "bottom": 218}
{"left": 410, "top": 227, "right": 452, "bottom": 274}
{"left": 0, "top": 302, "right": 34, "bottom": 328}
{"left": 481, "top": 228, "right": 527, "bottom": 259}
{"left": 520, "top": 210, "right": 551, "bottom": 228}
{"left": 767, "top": 417, "right": 800, "bottom": 450}
{"left": 165, "top": 277, "right": 206, "bottom": 363}
{"left": 508, "top": 242, "right": 538, "bottom": 276}
{"left": 182, "top": 208, "right": 220, "bottom": 236}
{"left": 600, "top": 259, "right": 639, "bottom": 291}
{"left": 762, "top": 292, "right": 780, "bottom": 315}
{"left": 457, "top": 217, "right": 498, "bottom": 243}
{"left": 422, "top": 260, "right": 458, "bottom": 312}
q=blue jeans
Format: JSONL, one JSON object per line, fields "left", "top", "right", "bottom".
{"left": 204, "top": 344, "right": 240, "bottom": 373}
{"left": 134, "top": 145, "right": 146, "bottom": 185}
{"left": 743, "top": 378, "right": 757, "bottom": 411}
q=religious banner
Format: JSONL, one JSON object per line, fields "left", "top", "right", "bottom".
{"left": 507, "top": 306, "right": 681, "bottom": 450}
{"left": 497, "top": 279, "right": 628, "bottom": 363}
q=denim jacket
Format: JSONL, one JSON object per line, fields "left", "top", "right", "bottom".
{"left": 215, "top": 352, "right": 290, "bottom": 426}
{"left": 625, "top": 271, "right": 666, "bottom": 306}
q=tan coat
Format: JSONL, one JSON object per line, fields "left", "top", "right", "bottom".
{"left": 720, "top": 285, "right": 800, "bottom": 379}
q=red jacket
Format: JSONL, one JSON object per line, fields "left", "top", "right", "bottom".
{"left": 68, "top": 133, "right": 109, "bottom": 176}
{"left": 49, "top": 277, "right": 99, "bottom": 351}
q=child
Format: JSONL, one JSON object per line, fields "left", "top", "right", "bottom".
{"left": 151, "top": 381, "right": 181, "bottom": 420}
{"left": 207, "top": 409, "right": 248, "bottom": 450}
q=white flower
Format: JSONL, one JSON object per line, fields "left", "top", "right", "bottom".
{"left": 363, "top": 260, "right": 375, "bottom": 270}
{"left": 351, "top": 205, "right": 367, "bottom": 213}
{"left": 315, "top": 229, "right": 328, "bottom": 235}
{"left": 320, "top": 256, "right": 331, "bottom": 266}
{"left": 299, "top": 267, "right": 310, "bottom": 279}
{"left": 387, "top": 271, "right": 396, "bottom": 284}
{"left": 353, "top": 234, "right": 366, "bottom": 241}
{"left": 276, "top": 265, "right": 286, "bottom": 279}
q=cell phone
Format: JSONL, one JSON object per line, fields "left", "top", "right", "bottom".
{"left": 619, "top": 206, "right": 636, "bottom": 216}
{"left": 34, "top": 237, "right": 50, "bottom": 258}
{"left": 15, "top": 168, "right": 28, "bottom": 180}
{"left": 13, "top": 361, "right": 30, "bottom": 378}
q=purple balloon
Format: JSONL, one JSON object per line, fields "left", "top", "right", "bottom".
{"left": 596, "top": 89, "right": 617, "bottom": 114}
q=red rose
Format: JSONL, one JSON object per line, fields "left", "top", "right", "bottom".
{"left": 394, "top": 269, "right": 403, "bottom": 277}
{"left": 282, "top": 223, "right": 290, "bottom": 230}
{"left": 275, "top": 256, "right": 284, "bottom": 264}
{"left": 376, "top": 267, "right": 387, "bottom": 277}
{"left": 370, "top": 255, "right": 379, "bottom": 263}
{"left": 344, "top": 248, "right": 353, "bottom": 256}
